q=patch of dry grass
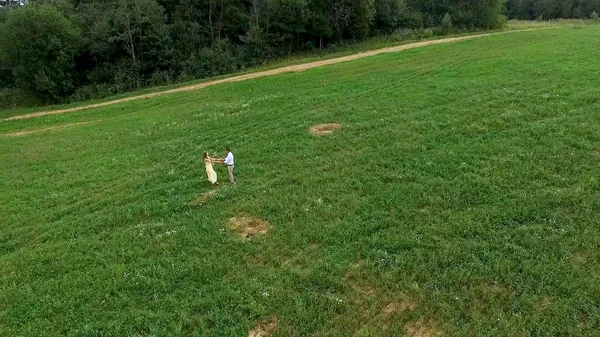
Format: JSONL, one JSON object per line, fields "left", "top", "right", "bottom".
{"left": 229, "top": 217, "right": 271, "bottom": 240}
{"left": 248, "top": 316, "right": 277, "bottom": 337}
{"left": 309, "top": 123, "right": 341, "bottom": 136}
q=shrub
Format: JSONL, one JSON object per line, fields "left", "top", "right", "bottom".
{"left": 180, "top": 40, "right": 241, "bottom": 79}
{"left": 147, "top": 70, "right": 174, "bottom": 87}
{"left": 0, "top": 88, "right": 42, "bottom": 109}
{"left": 241, "top": 27, "right": 277, "bottom": 67}
{"left": 374, "top": 0, "right": 407, "bottom": 34}
{"left": 591, "top": 11, "right": 599, "bottom": 21}
{"left": 398, "top": 10, "right": 424, "bottom": 29}
{"left": 441, "top": 12, "right": 453, "bottom": 35}
{"left": 423, "top": 28, "right": 434, "bottom": 38}
{"left": 391, "top": 28, "right": 416, "bottom": 41}
{"left": 113, "top": 59, "right": 142, "bottom": 91}
{"left": 70, "top": 84, "right": 118, "bottom": 102}
{"left": 450, "top": 0, "right": 505, "bottom": 29}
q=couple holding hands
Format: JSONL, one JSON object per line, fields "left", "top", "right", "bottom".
{"left": 203, "top": 148, "right": 235, "bottom": 185}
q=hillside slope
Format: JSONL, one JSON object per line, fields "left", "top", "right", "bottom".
{"left": 1, "top": 27, "right": 599, "bottom": 336}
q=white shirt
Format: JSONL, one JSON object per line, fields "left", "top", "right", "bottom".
{"left": 224, "top": 152, "right": 234, "bottom": 166}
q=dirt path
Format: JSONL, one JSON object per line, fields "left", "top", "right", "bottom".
{"left": 1, "top": 28, "right": 554, "bottom": 122}
{"left": 2, "top": 120, "right": 99, "bottom": 136}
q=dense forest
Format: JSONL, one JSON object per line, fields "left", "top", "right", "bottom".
{"left": 506, "top": 0, "right": 600, "bottom": 20}
{"left": 0, "top": 0, "right": 597, "bottom": 107}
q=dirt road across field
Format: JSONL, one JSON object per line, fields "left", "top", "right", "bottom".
{"left": 1, "top": 28, "right": 556, "bottom": 122}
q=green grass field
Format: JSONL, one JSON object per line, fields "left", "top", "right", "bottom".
{"left": 1, "top": 26, "right": 599, "bottom": 336}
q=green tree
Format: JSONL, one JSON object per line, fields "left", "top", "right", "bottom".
{"left": 308, "top": 0, "right": 332, "bottom": 49}
{"left": 441, "top": 12, "right": 452, "bottom": 34}
{"left": 348, "top": 0, "right": 376, "bottom": 38}
{"left": 591, "top": 10, "right": 599, "bottom": 20}
{"left": 0, "top": 9, "right": 11, "bottom": 88}
{"left": 240, "top": 25, "right": 278, "bottom": 65}
{"left": 373, "top": 0, "right": 406, "bottom": 34}
{"left": 451, "top": 0, "right": 506, "bottom": 29}
{"left": 109, "top": 0, "right": 169, "bottom": 86}
{"left": 330, "top": 0, "right": 375, "bottom": 39}
{"left": 110, "top": 0, "right": 166, "bottom": 67}
{"left": 266, "top": 0, "right": 309, "bottom": 50}
{"left": 0, "top": 3, "right": 82, "bottom": 101}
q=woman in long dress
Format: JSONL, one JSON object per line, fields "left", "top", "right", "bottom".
{"left": 204, "top": 152, "right": 220, "bottom": 185}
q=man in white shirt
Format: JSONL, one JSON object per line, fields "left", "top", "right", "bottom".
{"left": 224, "top": 148, "right": 235, "bottom": 184}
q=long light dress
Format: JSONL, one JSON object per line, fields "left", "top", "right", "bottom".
{"left": 204, "top": 158, "right": 218, "bottom": 184}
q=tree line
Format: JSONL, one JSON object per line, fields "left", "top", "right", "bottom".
{"left": 507, "top": 0, "right": 600, "bottom": 21}
{"left": 0, "top": 0, "right": 593, "bottom": 106}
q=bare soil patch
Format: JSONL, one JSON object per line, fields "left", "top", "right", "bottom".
{"left": 248, "top": 316, "right": 277, "bottom": 337}
{"left": 2, "top": 121, "right": 95, "bottom": 136}
{"left": 382, "top": 303, "right": 398, "bottom": 317}
{"left": 382, "top": 297, "right": 417, "bottom": 319}
{"left": 345, "top": 259, "right": 367, "bottom": 280}
{"left": 535, "top": 296, "right": 553, "bottom": 312}
{"left": 405, "top": 318, "right": 442, "bottom": 337}
{"left": 1, "top": 28, "right": 556, "bottom": 122}
{"left": 309, "top": 123, "right": 341, "bottom": 136}
{"left": 229, "top": 217, "right": 271, "bottom": 240}
{"left": 359, "top": 286, "right": 377, "bottom": 295}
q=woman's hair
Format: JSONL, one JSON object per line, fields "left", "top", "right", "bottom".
{"left": 203, "top": 152, "right": 208, "bottom": 159}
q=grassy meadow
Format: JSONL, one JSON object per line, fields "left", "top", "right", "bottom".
{"left": 1, "top": 27, "right": 600, "bottom": 336}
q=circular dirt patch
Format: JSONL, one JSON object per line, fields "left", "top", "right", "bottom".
{"left": 247, "top": 316, "right": 277, "bottom": 337}
{"left": 309, "top": 123, "right": 341, "bottom": 136}
{"left": 229, "top": 217, "right": 270, "bottom": 240}
{"left": 405, "top": 318, "right": 441, "bottom": 337}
